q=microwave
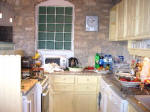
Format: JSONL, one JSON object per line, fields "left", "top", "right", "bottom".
{"left": 43, "top": 55, "right": 68, "bottom": 69}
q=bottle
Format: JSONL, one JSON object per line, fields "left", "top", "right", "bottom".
{"left": 95, "top": 53, "right": 100, "bottom": 69}
{"left": 103, "top": 55, "right": 108, "bottom": 68}
{"left": 99, "top": 56, "right": 104, "bottom": 67}
{"left": 108, "top": 55, "right": 113, "bottom": 71}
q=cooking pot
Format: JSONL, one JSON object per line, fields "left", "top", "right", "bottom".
{"left": 68, "top": 57, "right": 79, "bottom": 67}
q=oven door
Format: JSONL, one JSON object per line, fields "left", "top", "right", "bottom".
{"left": 42, "top": 88, "right": 49, "bottom": 112}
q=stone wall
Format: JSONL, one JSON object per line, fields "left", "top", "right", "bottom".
{"left": 0, "top": 0, "right": 130, "bottom": 66}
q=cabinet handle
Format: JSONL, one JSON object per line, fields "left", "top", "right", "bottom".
{"left": 27, "top": 100, "right": 31, "bottom": 112}
{"left": 98, "top": 92, "right": 101, "bottom": 110}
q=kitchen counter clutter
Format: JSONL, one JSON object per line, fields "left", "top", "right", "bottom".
{"left": 101, "top": 74, "right": 150, "bottom": 112}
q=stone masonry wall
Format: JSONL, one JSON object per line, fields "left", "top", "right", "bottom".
{"left": 0, "top": 0, "right": 130, "bottom": 66}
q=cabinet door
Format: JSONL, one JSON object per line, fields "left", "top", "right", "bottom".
{"left": 109, "top": 5, "right": 118, "bottom": 41}
{"left": 100, "top": 91, "right": 108, "bottom": 112}
{"left": 117, "top": 0, "right": 126, "bottom": 40}
{"left": 128, "top": 104, "right": 138, "bottom": 112}
{"left": 126, "top": 0, "right": 138, "bottom": 39}
{"left": 53, "top": 93, "right": 74, "bottom": 112}
{"left": 74, "top": 94, "right": 97, "bottom": 112}
{"left": 141, "top": 0, "right": 150, "bottom": 37}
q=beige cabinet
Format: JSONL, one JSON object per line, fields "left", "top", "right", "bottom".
{"left": 117, "top": 0, "right": 126, "bottom": 40}
{"left": 109, "top": 4, "right": 118, "bottom": 41}
{"left": 74, "top": 94, "right": 97, "bottom": 112}
{"left": 49, "top": 75, "right": 100, "bottom": 112}
{"left": 109, "top": 0, "right": 150, "bottom": 41}
{"left": 53, "top": 93, "right": 74, "bottom": 112}
{"left": 126, "top": 0, "right": 138, "bottom": 39}
{"left": 136, "top": 0, "right": 150, "bottom": 39}
{"left": 128, "top": 103, "right": 138, "bottom": 112}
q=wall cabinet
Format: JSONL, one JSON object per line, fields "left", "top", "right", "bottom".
{"left": 109, "top": 0, "right": 150, "bottom": 41}
{"left": 49, "top": 75, "right": 100, "bottom": 112}
{"left": 109, "top": 4, "right": 118, "bottom": 41}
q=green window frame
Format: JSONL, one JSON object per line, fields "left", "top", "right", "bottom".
{"left": 38, "top": 6, "right": 73, "bottom": 50}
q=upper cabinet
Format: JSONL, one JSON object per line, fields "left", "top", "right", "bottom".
{"left": 137, "top": 0, "right": 150, "bottom": 39}
{"left": 109, "top": 0, "right": 150, "bottom": 41}
{"left": 109, "top": 4, "right": 118, "bottom": 41}
{"left": 117, "top": 0, "right": 126, "bottom": 40}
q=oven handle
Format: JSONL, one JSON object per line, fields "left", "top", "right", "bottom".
{"left": 42, "top": 89, "right": 49, "bottom": 96}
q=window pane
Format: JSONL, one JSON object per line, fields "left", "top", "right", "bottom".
{"left": 47, "top": 24, "right": 55, "bottom": 32}
{"left": 65, "top": 16, "right": 72, "bottom": 23}
{"left": 65, "top": 24, "right": 72, "bottom": 32}
{"left": 39, "top": 7, "right": 46, "bottom": 14}
{"left": 47, "top": 33, "right": 54, "bottom": 40}
{"left": 55, "top": 33, "right": 63, "bottom": 41}
{"left": 55, "top": 42, "right": 63, "bottom": 49}
{"left": 64, "top": 33, "right": 71, "bottom": 41}
{"left": 38, "top": 41, "right": 46, "bottom": 49}
{"left": 39, "top": 15, "right": 46, "bottom": 23}
{"left": 56, "top": 7, "right": 64, "bottom": 14}
{"left": 56, "top": 24, "right": 63, "bottom": 32}
{"left": 64, "top": 42, "right": 71, "bottom": 50}
{"left": 39, "top": 24, "right": 46, "bottom": 31}
{"left": 47, "top": 7, "right": 55, "bottom": 14}
{"left": 65, "top": 7, "right": 72, "bottom": 15}
{"left": 46, "top": 41, "right": 54, "bottom": 49}
{"left": 47, "top": 15, "right": 55, "bottom": 23}
{"left": 38, "top": 32, "right": 46, "bottom": 40}
{"left": 56, "top": 15, "right": 64, "bottom": 23}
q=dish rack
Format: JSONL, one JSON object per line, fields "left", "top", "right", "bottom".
{"left": 115, "top": 73, "right": 141, "bottom": 87}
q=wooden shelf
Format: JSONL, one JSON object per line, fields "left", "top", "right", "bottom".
{"left": 128, "top": 48, "right": 150, "bottom": 57}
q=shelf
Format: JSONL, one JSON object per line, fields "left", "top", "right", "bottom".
{"left": 128, "top": 48, "right": 150, "bottom": 57}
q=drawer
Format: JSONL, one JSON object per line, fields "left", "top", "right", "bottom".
{"left": 53, "top": 84, "right": 74, "bottom": 92}
{"left": 77, "top": 76, "right": 98, "bottom": 84}
{"left": 53, "top": 75, "right": 75, "bottom": 84}
{"left": 75, "top": 85, "right": 97, "bottom": 92}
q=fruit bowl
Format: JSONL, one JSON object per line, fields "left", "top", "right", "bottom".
{"left": 115, "top": 75, "right": 141, "bottom": 87}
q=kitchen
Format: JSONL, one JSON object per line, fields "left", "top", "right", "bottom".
{"left": 0, "top": 0, "right": 150, "bottom": 112}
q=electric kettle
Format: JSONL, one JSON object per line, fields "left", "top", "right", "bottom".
{"left": 68, "top": 57, "right": 79, "bottom": 67}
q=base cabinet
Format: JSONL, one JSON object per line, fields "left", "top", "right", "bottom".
{"left": 49, "top": 75, "right": 100, "bottom": 112}
{"left": 128, "top": 104, "right": 138, "bottom": 112}
{"left": 74, "top": 94, "right": 97, "bottom": 112}
{"left": 53, "top": 93, "right": 74, "bottom": 112}
{"left": 22, "top": 86, "right": 37, "bottom": 112}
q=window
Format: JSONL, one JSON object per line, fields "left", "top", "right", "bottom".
{"left": 38, "top": 6, "right": 73, "bottom": 50}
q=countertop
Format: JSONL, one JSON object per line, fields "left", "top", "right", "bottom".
{"left": 46, "top": 70, "right": 108, "bottom": 75}
{"left": 21, "top": 79, "right": 38, "bottom": 95}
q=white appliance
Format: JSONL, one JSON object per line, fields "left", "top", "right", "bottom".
{"left": 100, "top": 78, "right": 128, "bottom": 112}
{"left": 42, "top": 55, "right": 68, "bottom": 69}
{"left": 36, "top": 76, "right": 49, "bottom": 112}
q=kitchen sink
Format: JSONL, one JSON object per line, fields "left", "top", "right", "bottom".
{"left": 135, "top": 95, "right": 150, "bottom": 110}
